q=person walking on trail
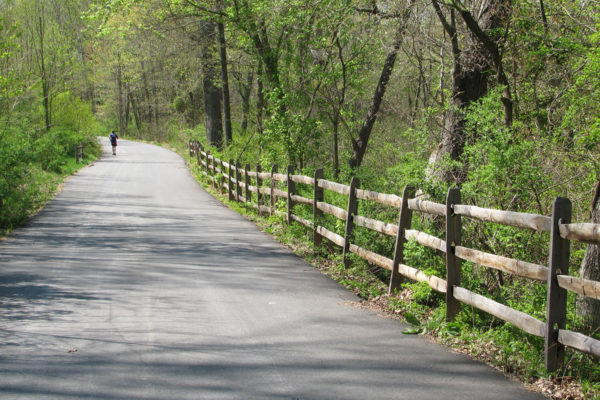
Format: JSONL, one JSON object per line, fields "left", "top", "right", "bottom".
{"left": 109, "top": 131, "right": 118, "bottom": 155}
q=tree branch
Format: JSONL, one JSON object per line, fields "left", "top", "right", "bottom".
{"left": 431, "top": 0, "right": 455, "bottom": 37}
{"left": 183, "top": 0, "right": 228, "bottom": 18}
{"left": 452, "top": 0, "right": 501, "bottom": 68}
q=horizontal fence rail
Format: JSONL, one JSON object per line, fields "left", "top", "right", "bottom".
{"left": 188, "top": 141, "right": 600, "bottom": 371}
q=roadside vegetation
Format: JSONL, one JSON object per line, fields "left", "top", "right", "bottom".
{"left": 0, "top": 91, "right": 102, "bottom": 234}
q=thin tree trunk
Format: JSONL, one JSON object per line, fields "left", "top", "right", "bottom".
{"left": 218, "top": 21, "right": 232, "bottom": 146}
{"left": 141, "top": 61, "right": 152, "bottom": 123}
{"left": 240, "top": 70, "right": 253, "bottom": 134}
{"left": 37, "top": 15, "right": 51, "bottom": 132}
{"left": 124, "top": 88, "right": 131, "bottom": 133}
{"left": 116, "top": 55, "right": 124, "bottom": 137}
{"left": 333, "top": 115, "right": 340, "bottom": 179}
{"left": 188, "top": 86, "right": 203, "bottom": 126}
{"left": 129, "top": 93, "right": 142, "bottom": 138}
{"left": 539, "top": 0, "right": 548, "bottom": 34}
{"left": 256, "top": 58, "right": 264, "bottom": 134}
{"left": 332, "top": 36, "right": 346, "bottom": 180}
{"left": 348, "top": 0, "right": 416, "bottom": 169}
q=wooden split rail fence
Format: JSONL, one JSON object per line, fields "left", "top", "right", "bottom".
{"left": 189, "top": 140, "right": 600, "bottom": 371}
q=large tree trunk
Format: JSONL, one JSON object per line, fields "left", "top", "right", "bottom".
{"left": 577, "top": 181, "right": 600, "bottom": 331}
{"left": 455, "top": 0, "right": 513, "bottom": 127}
{"left": 427, "top": 50, "right": 488, "bottom": 184}
{"left": 200, "top": 20, "right": 223, "bottom": 149}
{"left": 428, "top": 0, "right": 511, "bottom": 185}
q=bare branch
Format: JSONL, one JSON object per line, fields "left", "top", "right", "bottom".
{"left": 183, "top": 0, "right": 228, "bottom": 18}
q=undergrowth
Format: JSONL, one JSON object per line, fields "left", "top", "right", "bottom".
{"left": 0, "top": 148, "right": 100, "bottom": 236}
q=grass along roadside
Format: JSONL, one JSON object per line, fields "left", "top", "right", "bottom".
{"left": 183, "top": 154, "right": 599, "bottom": 400}
{"left": 0, "top": 150, "right": 100, "bottom": 238}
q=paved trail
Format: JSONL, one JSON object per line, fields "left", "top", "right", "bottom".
{"left": 0, "top": 140, "right": 545, "bottom": 399}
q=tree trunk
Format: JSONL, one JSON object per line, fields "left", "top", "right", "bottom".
{"left": 116, "top": 55, "right": 125, "bottom": 137}
{"left": 188, "top": 86, "right": 203, "bottom": 126}
{"left": 124, "top": 88, "right": 131, "bottom": 133}
{"left": 428, "top": 0, "right": 510, "bottom": 185}
{"left": 129, "top": 92, "right": 142, "bottom": 138}
{"left": 455, "top": 0, "right": 513, "bottom": 127}
{"left": 256, "top": 58, "right": 265, "bottom": 134}
{"left": 333, "top": 115, "right": 340, "bottom": 179}
{"left": 577, "top": 181, "right": 600, "bottom": 331}
{"left": 240, "top": 70, "right": 253, "bottom": 134}
{"left": 37, "top": 15, "right": 51, "bottom": 132}
{"left": 348, "top": 0, "right": 415, "bottom": 169}
{"left": 427, "top": 59, "right": 488, "bottom": 184}
{"left": 200, "top": 20, "right": 223, "bottom": 149}
{"left": 217, "top": 21, "right": 232, "bottom": 146}
{"left": 141, "top": 61, "right": 152, "bottom": 124}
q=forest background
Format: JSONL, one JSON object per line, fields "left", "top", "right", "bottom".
{"left": 1, "top": 0, "right": 600, "bottom": 396}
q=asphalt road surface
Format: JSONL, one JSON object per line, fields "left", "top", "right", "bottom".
{"left": 0, "top": 139, "right": 546, "bottom": 399}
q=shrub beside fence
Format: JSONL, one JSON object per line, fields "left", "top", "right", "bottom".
{"left": 189, "top": 140, "right": 600, "bottom": 372}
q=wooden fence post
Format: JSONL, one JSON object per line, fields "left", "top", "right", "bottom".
{"left": 545, "top": 197, "right": 572, "bottom": 372}
{"left": 245, "top": 164, "right": 251, "bottom": 208}
{"left": 313, "top": 168, "right": 324, "bottom": 251}
{"left": 271, "top": 164, "right": 278, "bottom": 215}
{"left": 220, "top": 159, "right": 225, "bottom": 193}
{"left": 236, "top": 162, "right": 241, "bottom": 202}
{"left": 197, "top": 144, "right": 203, "bottom": 166}
{"left": 75, "top": 145, "right": 80, "bottom": 163}
{"left": 256, "top": 164, "right": 263, "bottom": 215}
{"left": 211, "top": 155, "right": 217, "bottom": 188}
{"left": 446, "top": 188, "right": 462, "bottom": 321}
{"left": 211, "top": 154, "right": 216, "bottom": 188}
{"left": 343, "top": 177, "right": 360, "bottom": 268}
{"left": 287, "top": 165, "right": 295, "bottom": 224}
{"left": 228, "top": 159, "right": 234, "bottom": 201}
{"left": 206, "top": 151, "right": 211, "bottom": 182}
{"left": 389, "top": 185, "right": 415, "bottom": 294}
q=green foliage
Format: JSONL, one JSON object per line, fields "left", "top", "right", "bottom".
{"left": 52, "top": 92, "right": 98, "bottom": 135}
{"left": 561, "top": 28, "right": 600, "bottom": 172}
{"left": 0, "top": 91, "right": 102, "bottom": 232}
{"left": 0, "top": 16, "right": 22, "bottom": 114}
{"left": 461, "top": 88, "right": 552, "bottom": 213}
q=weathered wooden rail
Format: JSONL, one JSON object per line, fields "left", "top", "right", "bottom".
{"left": 189, "top": 140, "right": 600, "bottom": 371}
